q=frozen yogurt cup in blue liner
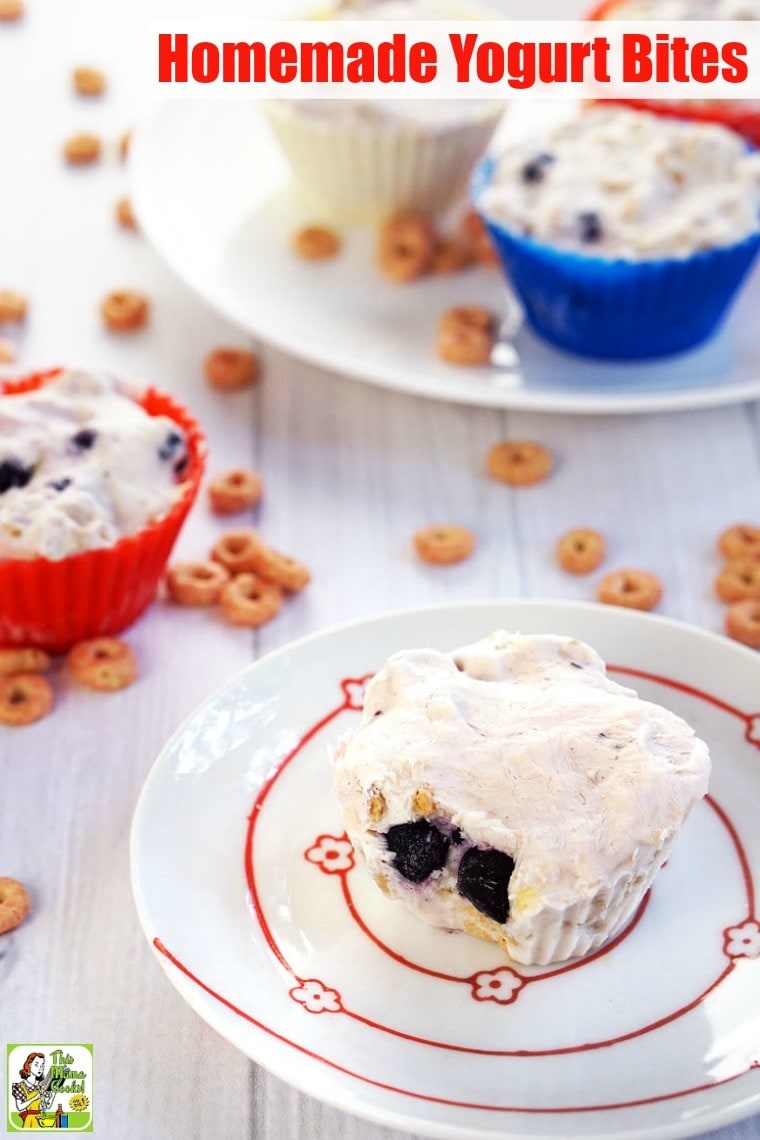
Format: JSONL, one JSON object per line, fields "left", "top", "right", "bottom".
{"left": 472, "top": 152, "right": 760, "bottom": 361}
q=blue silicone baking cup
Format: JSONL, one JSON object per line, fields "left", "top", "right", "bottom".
{"left": 472, "top": 154, "right": 760, "bottom": 361}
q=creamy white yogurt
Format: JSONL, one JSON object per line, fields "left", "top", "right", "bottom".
{"left": 277, "top": 0, "right": 501, "bottom": 130}
{"left": 477, "top": 106, "right": 760, "bottom": 259}
{"left": 332, "top": 631, "right": 710, "bottom": 964}
{"left": 0, "top": 370, "right": 189, "bottom": 560}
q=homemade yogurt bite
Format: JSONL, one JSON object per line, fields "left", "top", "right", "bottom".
{"left": 332, "top": 631, "right": 711, "bottom": 966}
{"left": 265, "top": 0, "right": 505, "bottom": 221}
{"left": 473, "top": 106, "right": 760, "bottom": 357}
{"left": 0, "top": 369, "right": 189, "bottom": 560}
{"left": 0, "top": 368, "right": 205, "bottom": 651}
{"left": 478, "top": 106, "right": 760, "bottom": 259}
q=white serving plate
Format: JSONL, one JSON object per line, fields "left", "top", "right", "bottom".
{"left": 130, "top": 98, "right": 760, "bottom": 416}
{"left": 131, "top": 599, "right": 760, "bottom": 1139}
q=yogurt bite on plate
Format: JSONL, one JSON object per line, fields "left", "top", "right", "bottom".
{"left": 472, "top": 106, "right": 760, "bottom": 357}
{"left": 332, "top": 631, "right": 711, "bottom": 966}
{"left": 265, "top": 0, "right": 506, "bottom": 221}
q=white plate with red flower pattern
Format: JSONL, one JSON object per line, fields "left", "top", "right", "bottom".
{"left": 130, "top": 600, "right": 760, "bottom": 1139}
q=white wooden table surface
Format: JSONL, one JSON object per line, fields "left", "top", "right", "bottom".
{"left": 2, "top": 1, "right": 760, "bottom": 1138}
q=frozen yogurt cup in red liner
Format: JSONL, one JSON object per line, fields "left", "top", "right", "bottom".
{"left": 0, "top": 368, "right": 207, "bottom": 653}
{"left": 588, "top": 0, "right": 760, "bottom": 146}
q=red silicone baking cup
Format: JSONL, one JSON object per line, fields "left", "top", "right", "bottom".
{"left": 588, "top": 0, "right": 760, "bottom": 146}
{"left": 0, "top": 368, "right": 207, "bottom": 653}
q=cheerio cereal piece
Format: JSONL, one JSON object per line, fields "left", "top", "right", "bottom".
{"left": 220, "top": 573, "right": 283, "bottom": 627}
{"left": 208, "top": 470, "right": 264, "bottom": 515}
{"left": 430, "top": 236, "right": 473, "bottom": 276}
{"left": 725, "top": 600, "right": 760, "bottom": 649}
{"left": 438, "top": 306, "right": 497, "bottom": 367}
{"left": 378, "top": 213, "right": 436, "bottom": 283}
{"left": 73, "top": 66, "right": 106, "bottom": 96}
{"left": 166, "top": 561, "right": 229, "bottom": 606}
{"left": 0, "top": 0, "right": 23, "bottom": 21}
{"left": 0, "top": 647, "right": 51, "bottom": 676}
{"left": 0, "top": 878, "right": 30, "bottom": 933}
{"left": 0, "top": 339, "right": 16, "bottom": 363}
{"left": 0, "top": 289, "right": 27, "bottom": 323}
{"left": 0, "top": 674, "right": 54, "bottom": 726}
{"left": 461, "top": 208, "right": 500, "bottom": 267}
{"left": 100, "top": 290, "right": 149, "bottom": 332}
{"left": 414, "top": 525, "right": 476, "bottom": 565}
{"left": 248, "top": 544, "right": 311, "bottom": 593}
{"left": 115, "top": 196, "right": 136, "bottom": 230}
{"left": 293, "top": 225, "right": 341, "bottom": 261}
{"left": 67, "top": 637, "right": 137, "bottom": 691}
{"left": 719, "top": 524, "right": 760, "bottom": 563}
{"left": 119, "top": 130, "right": 132, "bottom": 161}
{"left": 211, "top": 529, "right": 262, "bottom": 575}
{"left": 204, "top": 347, "right": 260, "bottom": 391}
{"left": 597, "top": 569, "right": 662, "bottom": 612}
{"left": 715, "top": 561, "right": 760, "bottom": 603}
{"left": 556, "top": 529, "right": 607, "bottom": 575}
{"left": 486, "top": 440, "right": 554, "bottom": 486}
{"left": 63, "top": 132, "right": 102, "bottom": 165}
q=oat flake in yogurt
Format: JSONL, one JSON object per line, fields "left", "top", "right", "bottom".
{"left": 477, "top": 107, "right": 760, "bottom": 259}
{"left": 0, "top": 370, "right": 189, "bottom": 560}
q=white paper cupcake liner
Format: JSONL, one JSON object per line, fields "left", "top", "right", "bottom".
{"left": 265, "top": 100, "right": 504, "bottom": 223}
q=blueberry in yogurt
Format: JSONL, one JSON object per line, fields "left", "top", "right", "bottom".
{"left": 520, "top": 153, "right": 555, "bottom": 184}
{"left": 579, "top": 211, "right": 603, "bottom": 244}
{"left": 0, "top": 459, "right": 33, "bottom": 494}
{"left": 71, "top": 428, "right": 97, "bottom": 451}
{"left": 385, "top": 819, "right": 450, "bottom": 883}
{"left": 457, "top": 846, "right": 515, "bottom": 924}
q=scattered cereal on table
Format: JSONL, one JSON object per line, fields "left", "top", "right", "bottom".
{"left": 247, "top": 544, "right": 311, "bottom": 593}
{"left": 204, "top": 347, "right": 259, "bottom": 391}
{"left": 73, "top": 66, "right": 106, "bottom": 96}
{"left": 115, "top": 196, "right": 136, "bottom": 230}
{"left": 220, "top": 573, "right": 283, "bottom": 627}
{"left": 438, "top": 306, "right": 497, "bottom": 366}
{"left": 715, "top": 561, "right": 760, "bottom": 603}
{"left": 0, "top": 338, "right": 16, "bottom": 363}
{"left": 0, "top": 647, "right": 51, "bottom": 676}
{"left": 725, "top": 599, "right": 760, "bottom": 648}
{"left": 0, "top": 0, "right": 23, "bottom": 20}
{"left": 67, "top": 637, "right": 137, "bottom": 692}
{"left": 63, "top": 132, "right": 102, "bottom": 165}
{"left": 211, "top": 529, "right": 262, "bottom": 575}
{"left": 0, "top": 674, "right": 54, "bottom": 726}
{"left": 718, "top": 523, "right": 760, "bottom": 563}
{"left": 414, "top": 525, "right": 476, "bottom": 565}
{"left": 208, "top": 469, "right": 264, "bottom": 515}
{"left": 378, "top": 213, "right": 436, "bottom": 283}
{"left": 100, "top": 290, "right": 149, "bottom": 332}
{"left": 292, "top": 225, "right": 341, "bottom": 261}
{"left": 556, "top": 528, "right": 606, "bottom": 575}
{"left": 0, "top": 878, "right": 30, "bottom": 933}
{"left": 166, "top": 561, "right": 229, "bottom": 606}
{"left": 0, "top": 289, "right": 27, "bottom": 323}
{"left": 486, "top": 440, "right": 554, "bottom": 486}
{"left": 118, "top": 129, "right": 132, "bottom": 161}
{"left": 597, "top": 569, "right": 662, "bottom": 612}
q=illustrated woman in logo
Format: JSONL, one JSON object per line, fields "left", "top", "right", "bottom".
{"left": 11, "top": 1053, "right": 53, "bottom": 1129}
